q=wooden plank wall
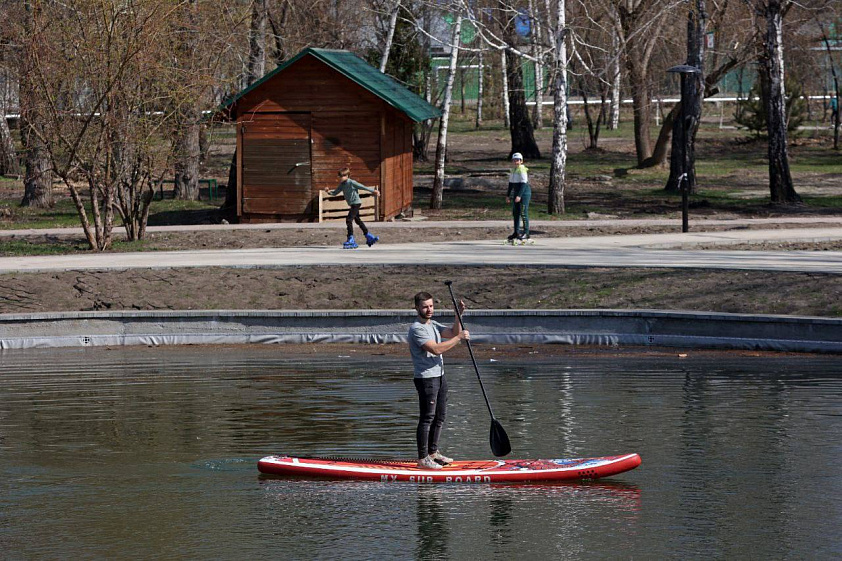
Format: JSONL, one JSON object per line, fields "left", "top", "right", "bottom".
{"left": 380, "top": 109, "right": 413, "bottom": 220}
{"left": 318, "top": 191, "right": 377, "bottom": 223}
{"left": 240, "top": 112, "right": 312, "bottom": 216}
{"left": 234, "top": 55, "right": 416, "bottom": 221}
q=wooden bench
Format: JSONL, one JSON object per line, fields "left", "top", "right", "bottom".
{"left": 318, "top": 189, "right": 378, "bottom": 223}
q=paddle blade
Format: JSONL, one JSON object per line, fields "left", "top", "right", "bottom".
{"left": 490, "top": 419, "right": 512, "bottom": 457}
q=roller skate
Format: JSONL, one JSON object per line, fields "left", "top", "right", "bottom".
{"left": 364, "top": 232, "right": 379, "bottom": 247}
{"left": 343, "top": 235, "right": 358, "bottom": 249}
{"left": 517, "top": 232, "right": 534, "bottom": 245}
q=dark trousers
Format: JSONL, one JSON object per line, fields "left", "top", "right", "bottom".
{"left": 513, "top": 187, "right": 531, "bottom": 236}
{"left": 346, "top": 204, "right": 368, "bottom": 237}
{"left": 414, "top": 375, "right": 447, "bottom": 459}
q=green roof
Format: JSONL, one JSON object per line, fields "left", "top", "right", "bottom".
{"left": 219, "top": 48, "right": 441, "bottom": 122}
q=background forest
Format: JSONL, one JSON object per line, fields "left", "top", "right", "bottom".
{"left": 0, "top": 0, "right": 840, "bottom": 250}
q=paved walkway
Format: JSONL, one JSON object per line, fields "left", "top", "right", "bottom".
{"left": 1, "top": 226, "right": 841, "bottom": 274}
{"left": 1, "top": 216, "right": 840, "bottom": 236}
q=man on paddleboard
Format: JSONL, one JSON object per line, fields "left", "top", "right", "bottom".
{"left": 409, "top": 292, "right": 470, "bottom": 470}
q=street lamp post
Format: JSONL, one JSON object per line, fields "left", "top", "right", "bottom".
{"left": 667, "top": 64, "right": 701, "bottom": 233}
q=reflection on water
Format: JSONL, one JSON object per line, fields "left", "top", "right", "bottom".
{"left": 1, "top": 346, "right": 840, "bottom": 558}
{"left": 417, "top": 485, "right": 450, "bottom": 559}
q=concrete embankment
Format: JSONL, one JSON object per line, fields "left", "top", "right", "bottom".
{"left": 1, "top": 309, "right": 839, "bottom": 353}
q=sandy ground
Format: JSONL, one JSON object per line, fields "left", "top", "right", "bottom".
{"left": 0, "top": 264, "right": 839, "bottom": 317}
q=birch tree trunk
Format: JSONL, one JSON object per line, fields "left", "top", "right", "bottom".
{"left": 547, "top": 0, "right": 568, "bottom": 214}
{"left": 501, "top": 49, "right": 510, "bottom": 127}
{"left": 379, "top": 1, "right": 400, "bottom": 72}
{"left": 763, "top": 0, "right": 799, "bottom": 203}
{"left": 609, "top": 29, "right": 621, "bottom": 130}
{"left": 533, "top": 55, "right": 544, "bottom": 129}
{"left": 476, "top": 48, "right": 484, "bottom": 128}
{"left": 430, "top": 14, "right": 461, "bottom": 210}
{"left": 530, "top": 0, "right": 543, "bottom": 129}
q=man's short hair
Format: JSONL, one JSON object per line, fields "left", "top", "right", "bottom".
{"left": 414, "top": 291, "right": 434, "bottom": 308}
{"left": 337, "top": 167, "right": 351, "bottom": 178}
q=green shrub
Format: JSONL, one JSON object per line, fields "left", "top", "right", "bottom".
{"left": 734, "top": 76, "right": 807, "bottom": 138}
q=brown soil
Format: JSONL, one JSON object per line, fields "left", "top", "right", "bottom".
{"left": 1, "top": 265, "right": 839, "bottom": 317}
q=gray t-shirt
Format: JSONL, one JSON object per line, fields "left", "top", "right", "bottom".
{"left": 408, "top": 319, "right": 446, "bottom": 379}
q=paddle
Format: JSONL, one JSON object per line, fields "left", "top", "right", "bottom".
{"left": 445, "top": 281, "right": 512, "bottom": 457}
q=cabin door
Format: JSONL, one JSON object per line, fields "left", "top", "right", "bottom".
{"left": 239, "top": 112, "right": 312, "bottom": 216}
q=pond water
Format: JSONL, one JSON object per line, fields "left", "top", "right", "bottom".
{"left": 1, "top": 346, "right": 840, "bottom": 559}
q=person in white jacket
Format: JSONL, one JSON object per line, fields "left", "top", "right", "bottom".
{"left": 506, "top": 153, "right": 532, "bottom": 241}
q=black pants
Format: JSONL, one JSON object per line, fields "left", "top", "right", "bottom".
{"left": 346, "top": 204, "right": 368, "bottom": 237}
{"left": 414, "top": 375, "right": 447, "bottom": 459}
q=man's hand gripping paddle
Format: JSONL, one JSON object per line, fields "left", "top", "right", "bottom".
{"left": 445, "top": 281, "right": 512, "bottom": 457}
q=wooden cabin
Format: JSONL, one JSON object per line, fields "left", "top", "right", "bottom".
{"left": 217, "top": 48, "right": 441, "bottom": 223}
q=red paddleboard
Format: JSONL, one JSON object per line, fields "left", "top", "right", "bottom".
{"left": 258, "top": 453, "right": 641, "bottom": 483}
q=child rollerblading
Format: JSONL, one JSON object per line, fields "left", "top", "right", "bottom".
{"left": 325, "top": 167, "right": 380, "bottom": 249}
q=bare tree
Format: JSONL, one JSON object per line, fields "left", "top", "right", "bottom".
{"left": 380, "top": 1, "right": 401, "bottom": 71}
{"left": 224, "top": 0, "right": 270, "bottom": 212}
{"left": 18, "top": 0, "right": 52, "bottom": 208}
{"left": 640, "top": 1, "right": 755, "bottom": 172}
{"left": 267, "top": 1, "right": 291, "bottom": 65}
{"left": 18, "top": 0, "right": 215, "bottom": 250}
{"left": 476, "top": 47, "right": 485, "bottom": 128}
{"left": 173, "top": 0, "right": 202, "bottom": 201}
{"left": 601, "top": 0, "right": 675, "bottom": 166}
{"left": 248, "top": 0, "right": 269, "bottom": 82}
{"left": 414, "top": 3, "right": 436, "bottom": 160}
{"left": 502, "top": 4, "right": 541, "bottom": 158}
{"left": 431, "top": 12, "right": 462, "bottom": 209}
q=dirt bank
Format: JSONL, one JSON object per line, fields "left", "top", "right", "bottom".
{"left": 1, "top": 265, "right": 838, "bottom": 317}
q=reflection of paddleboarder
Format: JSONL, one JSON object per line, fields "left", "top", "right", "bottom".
{"left": 408, "top": 291, "right": 470, "bottom": 470}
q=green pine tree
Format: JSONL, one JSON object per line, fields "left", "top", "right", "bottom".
{"left": 735, "top": 76, "right": 807, "bottom": 138}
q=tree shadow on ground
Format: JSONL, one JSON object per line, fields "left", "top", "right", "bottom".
{"left": 147, "top": 208, "right": 223, "bottom": 226}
